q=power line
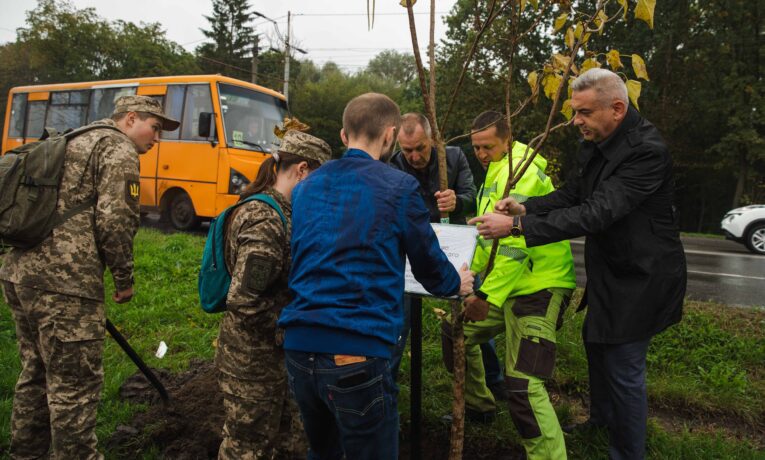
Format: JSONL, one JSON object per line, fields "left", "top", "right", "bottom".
{"left": 293, "top": 12, "right": 449, "bottom": 17}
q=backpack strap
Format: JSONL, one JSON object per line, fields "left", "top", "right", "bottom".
{"left": 240, "top": 193, "right": 287, "bottom": 230}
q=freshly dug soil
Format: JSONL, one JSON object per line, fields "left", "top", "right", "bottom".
{"left": 107, "top": 360, "right": 524, "bottom": 459}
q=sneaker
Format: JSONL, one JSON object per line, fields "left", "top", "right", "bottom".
{"left": 562, "top": 419, "right": 608, "bottom": 434}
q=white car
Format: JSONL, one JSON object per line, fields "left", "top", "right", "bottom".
{"left": 721, "top": 205, "right": 765, "bottom": 255}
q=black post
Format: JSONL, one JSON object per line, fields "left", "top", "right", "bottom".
{"left": 105, "top": 319, "right": 170, "bottom": 403}
{"left": 410, "top": 295, "right": 422, "bottom": 460}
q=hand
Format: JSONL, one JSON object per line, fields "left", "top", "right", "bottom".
{"left": 494, "top": 197, "right": 526, "bottom": 216}
{"left": 434, "top": 189, "right": 457, "bottom": 213}
{"left": 113, "top": 287, "right": 134, "bottom": 304}
{"left": 467, "top": 213, "right": 515, "bottom": 240}
{"left": 463, "top": 295, "right": 490, "bottom": 322}
{"left": 457, "top": 263, "right": 475, "bottom": 297}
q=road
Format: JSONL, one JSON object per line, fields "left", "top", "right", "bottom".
{"left": 142, "top": 215, "right": 763, "bottom": 308}
{"left": 570, "top": 236, "right": 765, "bottom": 308}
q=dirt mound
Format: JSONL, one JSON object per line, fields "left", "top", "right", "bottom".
{"left": 107, "top": 359, "right": 224, "bottom": 459}
{"left": 108, "top": 360, "right": 524, "bottom": 459}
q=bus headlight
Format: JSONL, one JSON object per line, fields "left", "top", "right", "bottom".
{"left": 229, "top": 168, "right": 250, "bottom": 195}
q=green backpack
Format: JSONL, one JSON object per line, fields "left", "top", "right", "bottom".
{"left": 0, "top": 124, "right": 121, "bottom": 249}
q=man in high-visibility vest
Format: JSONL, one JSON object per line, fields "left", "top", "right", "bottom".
{"left": 460, "top": 110, "right": 576, "bottom": 459}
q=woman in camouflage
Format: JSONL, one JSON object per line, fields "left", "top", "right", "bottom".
{"left": 215, "top": 130, "right": 331, "bottom": 459}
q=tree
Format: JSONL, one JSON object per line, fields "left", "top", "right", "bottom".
{"left": 365, "top": 50, "right": 417, "bottom": 86}
{"left": 196, "top": 0, "right": 256, "bottom": 80}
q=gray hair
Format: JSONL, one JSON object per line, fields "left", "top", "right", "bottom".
{"left": 571, "top": 68, "right": 628, "bottom": 106}
{"left": 401, "top": 112, "right": 432, "bottom": 139}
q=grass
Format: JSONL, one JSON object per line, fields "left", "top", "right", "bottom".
{"left": 680, "top": 231, "right": 725, "bottom": 240}
{"left": 1, "top": 228, "right": 764, "bottom": 459}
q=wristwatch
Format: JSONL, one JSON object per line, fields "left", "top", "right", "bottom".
{"left": 510, "top": 215, "right": 523, "bottom": 237}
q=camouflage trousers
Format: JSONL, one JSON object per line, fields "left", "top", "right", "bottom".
{"left": 218, "top": 372, "right": 307, "bottom": 460}
{"left": 2, "top": 282, "right": 105, "bottom": 460}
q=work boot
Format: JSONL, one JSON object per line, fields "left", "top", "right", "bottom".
{"left": 441, "top": 408, "right": 496, "bottom": 425}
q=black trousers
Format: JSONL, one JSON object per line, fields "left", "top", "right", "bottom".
{"left": 584, "top": 337, "right": 651, "bottom": 460}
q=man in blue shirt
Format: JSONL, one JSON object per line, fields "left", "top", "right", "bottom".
{"left": 278, "top": 93, "right": 474, "bottom": 460}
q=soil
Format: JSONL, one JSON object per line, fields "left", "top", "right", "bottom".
{"left": 107, "top": 361, "right": 763, "bottom": 459}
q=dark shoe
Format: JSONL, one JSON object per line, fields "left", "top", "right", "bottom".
{"left": 487, "top": 381, "right": 510, "bottom": 401}
{"left": 441, "top": 408, "right": 496, "bottom": 425}
{"left": 562, "top": 419, "right": 608, "bottom": 435}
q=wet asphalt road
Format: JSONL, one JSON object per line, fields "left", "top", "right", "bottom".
{"left": 570, "top": 236, "right": 765, "bottom": 308}
{"left": 143, "top": 215, "right": 763, "bottom": 308}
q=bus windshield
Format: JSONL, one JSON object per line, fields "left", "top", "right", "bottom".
{"left": 219, "top": 83, "right": 287, "bottom": 152}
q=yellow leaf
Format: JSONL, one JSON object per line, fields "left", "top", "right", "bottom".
{"left": 567, "top": 76, "right": 576, "bottom": 98}
{"left": 561, "top": 99, "right": 573, "bottom": 120}
{"left": 583, "top": 32, "right": 592, "bottom": 43}
{"left": 432, "top": 307, "right": 447, "bottom": 319}
{"left": 626, "top": 79, "right": 642, "bottom": 110}
{"left": 212, "top": 337, "right": 218, "bottom": 348}
{"left": 520, "top": 0, "right": 526, "bottom": 12}
{"left": 616, "top": 0, "right": 628, "bottom": 20}
{"left": 527, "top": 71, "right": 539, "bottom": 94}
{"left": 581, "top": 58, "right": 601, "bottom": 73}
{"left": 529, "top": 0, "right": 538, "bottom": 9}
{"left": 606, "top": 49, "right": 623, "bottom": 70}
{"left": 399, "top": 0, "right": 416, "bottom": 6}
{"left": 595, "top": 10, "right": 608, "bottom": 31}
{"left": 632, "top": 54, "right": 650, "bottom": 80}
{"left": 552, "top": 53, "right": 570, "bottom": 72}
{"left": 574, "top": 22, "right": 584, "bottom": 40}
{"left": 542, "top": 73, "right": 564, "bottom": 100}
{"left": 565, "top": 26, "right": 575, "bottom": 49}
{"left": 635, "top": 0, "right": 656, "bottom": 29}
{"left": 553, "top": 13, "right": 568, "bottom": 32}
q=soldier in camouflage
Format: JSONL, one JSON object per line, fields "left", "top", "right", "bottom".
{"left": 0, "top": 95, "right": 179, "bottom": 460}
{"left": 216, "top": 130, "right": 331, "bottom": 460}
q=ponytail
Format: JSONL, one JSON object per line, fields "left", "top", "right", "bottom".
{"left": 240, "top": 152, "right": 320, "bottom": 201}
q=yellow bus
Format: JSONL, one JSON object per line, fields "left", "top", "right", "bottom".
{"left": 2, "top": 75, "right": 288, "bottom": 229}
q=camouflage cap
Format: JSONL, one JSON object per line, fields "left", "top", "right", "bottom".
{"left": 278, "top": 130, "right": 332, "bottom": 164}
{"left": 113, "top": 95, "right": 180, "bottom": 131}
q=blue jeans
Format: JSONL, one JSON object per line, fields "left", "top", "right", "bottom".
{"left": 285, "top": 350, "right": 399, "bottom": 460}
{"left": 585, "top": 338, "right": 651, "bottom": 460}
{"left": 391, "top": 295, "right": 504, "bottom": 386}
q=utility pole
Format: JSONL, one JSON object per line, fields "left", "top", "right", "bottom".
{"left": 283, "top": 11, "right": 291, "bottom": 101}
{"left": 251, "top": 34, "right": 259, "bottom": 85}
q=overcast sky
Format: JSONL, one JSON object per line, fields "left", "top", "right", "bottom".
{"left": 2, "top": 1, "right": 459, "bottom": 72}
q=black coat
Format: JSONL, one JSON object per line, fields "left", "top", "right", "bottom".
{"left": 388, "top": 146, "right": 476, "bottom": 224}
{"left": 523, "top": 107, "right": 686, "bottom": 344}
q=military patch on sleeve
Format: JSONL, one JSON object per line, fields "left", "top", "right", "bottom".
{"left": 244, "top": 253, "right": 275, "bottom": 293}
{"left": 125, "top": 174, "right": 140, "bottom": 203}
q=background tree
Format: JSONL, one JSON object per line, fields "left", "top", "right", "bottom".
{"left": 196, "top": 0, "right": 256, "bottom": 80}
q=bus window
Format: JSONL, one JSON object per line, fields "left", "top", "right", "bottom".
{"left": 8, "top": 94, "right": 27, "bottom": 138}
{"left": 47, "top": 90, "right": 89, "bottom": 132}
{"left": 218, "top": 83, "right": 286, "bottom": 152}
{"left": 161, "top": 85, "right": 185, "bottom": 141}
{"left": 88, "top": 86, "right": 136, "bottom": 122}
{"left": 25, "top": 101, "right": 47, "bottom": 138}
{"left": 180, "top": 84, "right": 214, "bottom": 141}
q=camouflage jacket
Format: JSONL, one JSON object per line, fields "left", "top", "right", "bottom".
{"left": 215, "top": 188, "right": 292, "bottom": 378}
{"left": 0, "top": 119, "right": 140, "bottom": 300}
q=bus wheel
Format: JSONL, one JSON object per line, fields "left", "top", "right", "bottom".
{"left": 168, "top": 192, "right": 200, "bottom": 231}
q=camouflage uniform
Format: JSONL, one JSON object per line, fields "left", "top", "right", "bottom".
{"left": 0, "top": 96, "right": 178, "bottom": 460}
{"left": 215, "top": 130, "right": 331, "bottom": 460}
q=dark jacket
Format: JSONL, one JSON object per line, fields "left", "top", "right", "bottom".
{"left": 388, "top": 146, "right": 476, "bottom": 224}
{"left": 522, "top": 107, "right": 686, "bottom": 344}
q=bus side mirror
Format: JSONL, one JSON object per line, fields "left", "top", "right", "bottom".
{"left": 198, "top": 112, "right": 214, "bottom": 138}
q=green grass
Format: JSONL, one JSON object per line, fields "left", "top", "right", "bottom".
{"left": 1, "top": 228, "right": 763, "bottom": 459}
{"left": 680, "top": 231, "right": 725, "bottom": 240}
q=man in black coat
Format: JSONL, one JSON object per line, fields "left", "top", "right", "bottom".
{"left": 469, "top": 69, "right": 686, "bottom": 459}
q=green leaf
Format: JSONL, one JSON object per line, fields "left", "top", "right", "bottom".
{"left": 632, "top": 54, "right": 650, "bottom": 80}
{"left": 626, "top": 79, "right": 642, "bottom": 110}
{"left": 553, "top": 13, "right": 568, "bottom": 32}
{"left": 635, "top": 0, "right": 656, "bottom": 29}
{"left": 607, "top": 49, "right": 623, "bottom": 70}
